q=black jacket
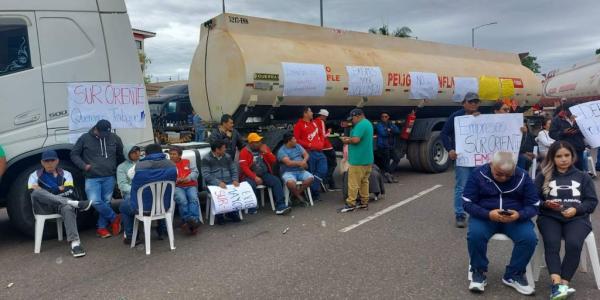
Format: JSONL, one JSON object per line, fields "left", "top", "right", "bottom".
{"left": 70, "top": 129, "right": 125, "bottom": 178}
{"left": 549, "top": 116, "right": 585, "bottom": 152}
{"left": 209, "top": 128, "right": 245, "bottom": 158}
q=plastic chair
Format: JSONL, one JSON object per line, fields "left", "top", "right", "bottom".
{"left": 284, "top": 181, "right": 314, "bottom": 207}
{"left": 468, "top": 233, "right": 535, "bottom": 289}
{"left": 533, "top": 231, "right": 600, "bottom": 289}
{"left": 33, "top": 213, "right": 63, "bottom": 254}
{"left": 586, "top": 151, "right": 597, "bottom": 177}
{"left": 130, "top": 181, "right": 176, "bottom": 255}
{"left": 204, "top": 194, "right": 244, "bottom": 226}
{"left": 257, "top": 185, "right": 275, "bottom": 211}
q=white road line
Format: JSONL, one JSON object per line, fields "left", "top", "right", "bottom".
{"left": 339, "top": 184, "right": 443, "bottom": 233}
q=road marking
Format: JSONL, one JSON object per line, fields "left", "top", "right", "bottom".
{"left": 339, "top": 184, "right": 443, "bottom": 233}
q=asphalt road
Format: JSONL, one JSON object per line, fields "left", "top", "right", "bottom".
{"left": 1, "top": 161, "right": 599, "bottom": 299}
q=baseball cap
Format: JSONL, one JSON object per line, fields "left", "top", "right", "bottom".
{"left": 41, "top": 150, "right": 58, "bottom": 161}
{"left": 317, "top": 109, "right": 329, "bottom": 117}
{"left": 346, "top": 108, "right": 364, "bottom": 120}
{"left": 95, "top": 119, "right": 112, "bottom": 136}
{"left": 463, "top": 92, "right": 480, "bottom": 103}
{"left": 247, "top": 132, "right": 263, "bottom": 143}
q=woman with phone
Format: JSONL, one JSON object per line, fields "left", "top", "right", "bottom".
{"left": 535, "top": 141, "right": 598, "bottom": 299}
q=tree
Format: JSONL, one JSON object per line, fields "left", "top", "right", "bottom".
{"left": 368, "top": 24, "right": 412, "bottom": 38}
{"left": 138, "top": 51, "right": 152, "bottom": 84}
{"left": 596, "top": 48, "right": 600, "bottom": 55}
{"left": 520, "top": 55, "right": 541, "bottom": 73}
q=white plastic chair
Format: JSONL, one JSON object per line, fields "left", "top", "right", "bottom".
{"left": 256, "top": 185, "right": 275, "bottom": 211}
{"left": 587, "top": 151, "right": 597, "bottom": 177}
{"left": 131, "top": 181, "right": 176, "bottom": 255}
{"left": 33, "top": 213, "right": 63, "bottom": 254}
{"left": 533, "top": 231, "right": 600, "bottom": 289}
{"left": 284, "top": 181, "right": 314, "bottom": 207}
{"left": 468, "top": 233, "right": 535, "bottom": 289}
{"left": 204, "top": 195, "right": 244, "bottom": 226}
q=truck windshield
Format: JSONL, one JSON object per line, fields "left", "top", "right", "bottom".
{"left": 149, "top": 103, "right": 162, "bottom": 116}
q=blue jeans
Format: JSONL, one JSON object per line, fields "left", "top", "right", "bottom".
{"left": 120, "top": 193, "right": 134, "bottom": 238}
{"left": 454, "top": 166, "right": 474, "bottom": 218}
{"left": 174, "top": 186, "right": 201, "bottom": 223}
{"left": 194, "top": 127, "right": 204, "bottom": 142}
{"left": 308, "top": 151, "right": 327, "bottom": 198}
{"left": 596, "top": 149, "right": 600, "bottom": 170}
{"left": 85, "top": 176, "right": 117, "bottom": 229}
{"left": 246, "top": 173, "right": 288, "bottom": 211}
{"left": 467, "top": 217, "right": 537, "bottom": 276}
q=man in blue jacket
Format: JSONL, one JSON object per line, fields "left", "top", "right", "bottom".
{"left": 440, "top": 92, "right": 481, "bottom": 228}
{"left": 375, "top": 111, "right": 400, "bottom": 183}
{"left": 462, "top": 151, "right": 539, "bottom": 295}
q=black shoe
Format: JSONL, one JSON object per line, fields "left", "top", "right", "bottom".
{"left": 275, "top": 207, "right": 292, "bottom": 215}
{"left": 78, "top": 200, "right": 93, "bottom": 211}
{"left": 226, "top": 213, "right": 242, "bottom": 223}
{"left": 357, "top": 203, "right": 369, "bottom": 210}
{"left": 456, "top": 216, "right": 467, "bottom": 228}
{"left": 338, "top": 204, "right": 356, "bottom": 213}
{"left": 124, "top": 236, "right": 143, "bottom": 246}
{"left": 215, "top": 215, "right": 226, "bottom": 225}
{"left": 71, "top": 245, "right": 86, "bottom": 258}
{"left": 155, "top": 227, "right": 166, "bottom": 240}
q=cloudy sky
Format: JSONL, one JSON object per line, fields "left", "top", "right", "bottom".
{"left": 125, "top": 0, "right": 600, "bottom": 82}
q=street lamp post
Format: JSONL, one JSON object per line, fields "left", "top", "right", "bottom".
{"left": 320, "top": 0, "right": 323, "bottom": 27}
{"left": 471, "top": 21, "right": 498, "bottom": 48}
{"left": 222, "top": 0, "right": 225, "bottom": 13}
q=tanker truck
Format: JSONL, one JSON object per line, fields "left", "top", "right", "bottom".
{"left": 188, "top": 13, "right": 542, "bottom": 173}
{"left": 541, "top": 55, "right": 600, "bottom": 106}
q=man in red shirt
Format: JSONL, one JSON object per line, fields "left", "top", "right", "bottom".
{"left": 294, "top": 107, "right": 328, "bottom": 200}
{"left": 169, "top": 146, "right": 201, "bottom": 235}
{"left": 239, "top": 133, "right": 291, "bottom": 215}
{"left": 314, "top": 109, "right": 338, "bottom": 190}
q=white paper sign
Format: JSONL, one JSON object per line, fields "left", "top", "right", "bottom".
{"left": 68, "top": 83, "right": 147, "bottom": 132}
{"left": 570, "top": 100, "right": 600, "bottom": 148}
{"left": 346, "top": 66, "right": 383, "bottom": 96}
{"left": 455, "top": 113, "right": 523, "bottom": 167}
{"left": 409, "top": 72, "right": 438, "bottom": 100}
{"left": 207, "top": 182, "right": 258, "bottom": 214}
{"left": 282, "top": 62, "right": 327, "bottom": 97}
{"left": 453, "top": 77, "right": 479, "bottom": 102}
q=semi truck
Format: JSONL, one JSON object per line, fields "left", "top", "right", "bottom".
{"left": 541, "top": 55, "right": 600, "bottom": 106}
{"left": 188, "top": 13, "right": 542, "bottom": 173}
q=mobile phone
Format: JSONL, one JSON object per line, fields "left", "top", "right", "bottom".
{"left": 499, "top": 210, "right": 514, "bottom": 216}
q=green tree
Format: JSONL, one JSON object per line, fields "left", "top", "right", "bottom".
{"left": 520, "top": 55, "right": 541, "bottom": 73}
{"left": 596, "top": 48, "right": 600, "bottom": 55}
{"left": 368, "top": 24, "right": 412, "bottom": 38}
{"left": 138, "top": 51, "right": 152, "bottom": 84}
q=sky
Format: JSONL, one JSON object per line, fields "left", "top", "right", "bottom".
{"left": 125, "top": 0, "right": 600, "bottom": 82}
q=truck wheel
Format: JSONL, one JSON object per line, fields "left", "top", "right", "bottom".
{"left": 6, "top": 161, "right": 89, "bottom": 238}
{"left": 407, "top": 141, "right": 425, "bottom": 172}
{"left": 419, "top": 131, "right": 450, "bottom": 173}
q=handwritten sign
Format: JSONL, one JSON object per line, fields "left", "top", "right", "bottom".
{"left": 282, "top": 62, "right": 327, "bottom": 97}
{"left": 478, "top": 76, "right": 501, "bottom": 101}
{"left": 207, "top": 182, "right": 258, "bottom": 215}
{"left": 501, "top": 78, "right": 515, "bottom": 98}
{"left": 346, "top": 66, "right": 383, "bottom": 96}
{"left": 68, "top": 83, "right": 146, "bottom": 132}
{"left": 454, "top": 113, "right": 523, "bottom": 167}
{"left": 409, "top": 72, "right": 438, "bottom": 99}
{"left": 453, "top": 77, "right": 479, "bottom": 102}
{"left": 570, "top": 100, "right": 600, "bottom": 147}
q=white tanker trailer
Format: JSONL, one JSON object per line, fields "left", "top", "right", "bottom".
{"left": 188, "top": 13, "right": 542, "bottom": 173}
{"left": 541, "top": 55, "right": 600, "bottom": 106}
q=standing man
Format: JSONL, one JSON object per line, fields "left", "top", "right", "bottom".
{"left": 210, "top": 114, "right": 244, "bottom": 159}
{"left": 549, "top": 106, "right": 586, "bottom": 171}
{"left": 192, "top": 110, "right": 205, "bottom": 142}
{"left": 375, "top": 111, "right": 400, "bottom": 183}
{"left": 169, "top": 146, "right": 201, "bottom": 235}
{"left": 340, "top": 109, "right": 374, "bottom": 212}
{"left": 294, "top": 107, "right": 327, "bottom": 200}
{"left": 314, "top": 109, "right": 338, "bottom": 190}
{"left": 117, "top": 145, "right": 141, "bottom": 244}
{"left": 70, "top": 119, "right": 124, "bottom": 238}
{"left": 440, "top": 92, "right": 481, "bottom": 228}
{"left": 240, "top": 133, "right": 291, "bottom": 215}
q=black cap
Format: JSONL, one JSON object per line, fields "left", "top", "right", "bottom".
{"left": 41, "top": 150, "right": 58, "bottom": 161}
{"left": 95, "top": 119, "right": 112, "bottom": 136}
{"left": 347, "top": 108, "right": 364, "bottom": 120}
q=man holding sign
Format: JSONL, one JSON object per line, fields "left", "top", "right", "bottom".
{"left": 440, "top": 92, "right": 481, "bottom": 228}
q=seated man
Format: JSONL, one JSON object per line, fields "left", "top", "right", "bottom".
{"left": 29, "top": 150, "right": 92, "bottom": 257}
{"left": 121, "top": 144, "right": 177, "bottom": 241}
{"left": 462, "top": 151, "right": 539, "bottom": 295}
{"left": 169, "top": 146, "right": 201, "bottom": 235}
{"left": 240, "top": 133, "right": 291, "bottom": 215}
{"left": 201, "top": 139, "right": 242, "bottom": 225}
{"left": 117, "top": 145, "right": 141, "bottom": 244}
{"left": 277, "top": 132, "right": 314, "bottom": 205}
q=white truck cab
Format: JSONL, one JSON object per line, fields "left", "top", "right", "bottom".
{"left": 0, "top": 0, "right": 154, "bottom": 235}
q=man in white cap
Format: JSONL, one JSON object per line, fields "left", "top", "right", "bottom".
{"left": 314, "top": 109, "right": 338, "bottom": 190}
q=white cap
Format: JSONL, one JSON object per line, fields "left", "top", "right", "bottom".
{"left": 317, "top": 109, "right": 329, "bottom": 117}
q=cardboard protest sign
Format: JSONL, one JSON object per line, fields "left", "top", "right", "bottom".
{"left": 454, "top": 113, "right": 523, "bottom": 167}
{"left": 282, "top": 62, "right": 327, "bottom": 97}
{"left": 453, "top": 77, "right": 479, "bottom": 102}
{"left": 409, "top": 72, "right": 438, "bottom": 100}
{"left": 478, "top": 76, "right": 501, "bottom": 101}
{"left": 207, "top": 182, "right": 258, "bottom": 215}
{"left": 346, "top": 66, "right": 383, "bottom": 96}
{"left": 570, "top": 100, "right": 600, "bottom": 147}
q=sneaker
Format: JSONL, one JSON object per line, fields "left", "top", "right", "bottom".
{"left": 77, "top": 200, "right": 93, "bottom": 211}
{"left": 469, "top": 270, "right": 487, "bottom": 293}
{"left": 110, "top": 214, "right": 122, "bottom": 236}
{"left": 502, "top": 274, "right": 535, "bottom": 295}
{"left": 566, "top": 287, "right": 576, "bottom": 296}
{"left": 226, "top": 213, "right": 242, "bottom": 223}
{"left": 96, "top": 228, "right": 112, "bottom": 238}
{"left": 123, "top": 236, "right": 143, "bottom": 246}
{"left": 456, "top": 216, "right": 467, "bottom": 228}
{"left": 357, "top": 203, "right": 369, "bottom": 210}
{"left": 70, "top": 245, "right": 86, "bottom": 258}
{"left": 247, "top": 208, "right": 258, "bottom": 215}
{"left": 550, "top": 284, "right": 568, "bottom": 300}
{"left": 338, "top": 204, "right": 356, "bottom": 213}
{"left": 275, "top": 207, "right": 292, "bottom": 215}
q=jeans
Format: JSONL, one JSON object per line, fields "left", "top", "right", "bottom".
{"left": 375, "top": 148, "right": 400, "bottom": 174}
{"left": 174, "top": 186, "right": 201, "bottom": 223}
{"left": 85, "top": 176, "right": 116, "bottom": 229}
{"left": 119, "top": 193, "right": 134, "bottom": 238}
{"left": 345, "top": 165, "right": 372, "bottom": 207}
{"left": 308, "top": 151, "right": 328, "bottom": 198}
{"left": 323, "top": 149, "right": 338, "bottom": 187}
{"left": 596, "top": 149, "right": 600, "bottom": 170}
{"left": 517, "top": 154, "right": 533, "bottom": 171}
{"left": 575, "top": 150, "right": 586, "bottom": 171}
{"left": 246, "top": 173, "right": 288, "bottom": 211}
{"left": 454, "top": 166, "right": 474, "bottom": 218}
{"left": 467, "top": 217, "right": 538, "bottom": 277}
{"left": 194, "top": 127, "right": 204, "bottom": 142}
{"left": 30, "top": 189, "right": 79, "bottom": 242}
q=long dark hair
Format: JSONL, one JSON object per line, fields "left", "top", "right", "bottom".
{"left": 541, "top": 141, "right": 577, "bottom": 196}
